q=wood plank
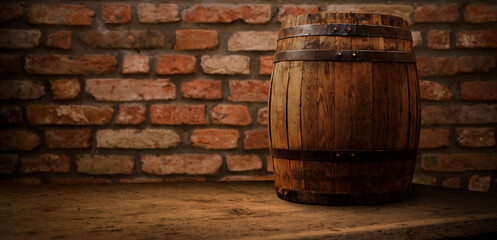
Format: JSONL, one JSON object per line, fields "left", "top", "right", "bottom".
{"left": 406, "top": 63, "right": 420, "bottom": 188}
{"left": 287, "top": 60, "right": 304, "bottom": 191}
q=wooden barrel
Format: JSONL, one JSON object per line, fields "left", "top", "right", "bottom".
{"left": 269, "top": 12, "right": 420, "bottom": 205}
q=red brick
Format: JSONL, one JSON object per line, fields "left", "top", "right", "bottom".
{"left": 85, "top": 79, "right": 175, "bottom": 101}
{"left": 228, "top": 31, "right": 278, "bottom": 51}
{"left": 122, "top": 55, "right": 149, "bottom": 74}
{"left": 327, "top": 5, "right": 413, "bottom": 24}
{"left": 10, "top": 178, "right": 41, "bottom": 185}
{"left": 181, "top": 80, "right": 222, "bottom": 100}
{"left": 226, "top": 154, "right": 263, "bottom": 172}
{"left": 421, "top": 105, "right": 497, "bottom": 126}
{"left": 464, "top": 4, "right": 497, "bottom": 24}
{"left": 228, "top": 80, "right": 269, "bottom": 102}
{"left": 28, "top": 4, "right": 95, "bottom": 25}
{"left": 244, "top": 129, "right": 269, "bottom": 150}
{"left": 164, "top": 177, "right": 207, "bottom": 183}
{"left": 150, "top": 104, "right": 205, "bottom": 125}
{"left": 96, "top": 129, "right": 180, "bottom": 149}
{"left": 116, "top": 104, "right": 146, "bottom": 125}
{"left": 156, "top": 55, "right": 196, "bottom": 75}
{"left": 79, "top": 30, "right": 164, "bottom": 49}
{"left": 456, "top": 128, "right": 495, "bottom": 148}
{"left": 412, "top": 176, "right": 437, "bottom": 186}
{"left": 0, "top": 4, "right": 22, "bottom": 22}
{"left": 0, "top": 80, "right": 45, "bottom": 100}
{"left": 458, "top": 56, "right": 496, "bottom": 73}
{"left": 26, "top": 105, "right": 114, "bottom": 125}
{"left": 175, "top": 29, "right": 218, "bottom": 50}
{"left": 201, "top": 55, "right": 250, "bottom": 75}
{"left": 219, "top": 175, "right": 274, "bottom": 181}
{"left": 77, "top": 154, "right": 134, "bottom": 175}
{"left": 50, "top": 79, "right": 80, "bottom": 100}
{"left": 0, "top": 130, "right": 40, "bottom": 151}
{"left": 0, "top": 154, "right": 18, "bottom": 174}
{"left": 461, "top": 81, "right": 497, "bottom": 100}
{"left": 25, "top": 55, "right": 116, "bottom": 75}
{"left": 191, "top": 129, "right": 239, "bottom": 149}
{"left": 0, "top": 29, "right": 41, "bottom": 49}
{"left": 119, "top": 178, "right": 163, "bottom": 183}
{"left": 421, "top": 153, "right": 497, "bottom": 172}
{"left": 0, "top": 105, "right": 22, "bottom": 125}
{"left": 412, "top": 31, "right": 423, "bottom": 47}
{"left": 49, "top": 178, "right": 111, "bottom": 184}
{"left": 102, "top": 4, "right": 131, "bottom": 24}
{"left": 416, "top": 56, "right": 495, "bottom": 76}
{"left": 468, "top": 175, "right": 491, "bottom": 192}
{"left": 456, "top": 30, "right": 497, "bottom": 49}
{"left": 419, "top": 129, "right": 449, "bottom": 149}
{"left": 181, "top": 4, "right": 271, "bottom": 24}
{"left": 46, "top": 31, "right": 72, "bottom": 49}
{"left": 137, "top": 3, "right": 179, "bottom": 23}
{"left": 44, "top": 129, "right": 91, "bottom": 149}
{"left": 266, "top": 156, "right": 273, "bottom": 172}
{"left": 257, "top": 107, "right": 268, "bottom": 125}
{"left": 415, "top": 4, "right": 459, "bottom": 23}
{"left": 419, "top": 80, "right": 453, "bottom": 101}
{"left": 441, "top": 177, "right": 461, "bottom": 189}
{"left": 0, "top": 55, "right": 20, "bottom": 74}
{"left": 277, "top": 4, "right": 318, "bottom": 22}
{"left": 19, "top": 154, "right": 70, "bottom": 173}
{"left": 141, "top": 154, "right": 222, "bottom": 175}
{"left": 259, "top": 56, "right": 273, "bottom": 75}
{"left": 427, "top": 30, "right": 450, "bottom": 50}
{"left": 211, "top": 104, "right": 252, "bottom": 126}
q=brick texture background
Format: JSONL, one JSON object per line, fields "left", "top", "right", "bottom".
{"left": 0, "top": 0, "right": 496, "bottom": 192}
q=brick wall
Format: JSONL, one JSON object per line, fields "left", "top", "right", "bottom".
{"left": 0, "top": 1, "right": 496, "bottom": 192}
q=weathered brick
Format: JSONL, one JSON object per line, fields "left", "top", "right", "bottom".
{"left": 427, "top": 30, "right": 450, "bottom": 50}
{"left": 226, "top": 154, "right": 262, "bottom": 172}
{"left": 191, "top": 129, "right": 239, "bottom": 149}
{"left": 102, "top": 3, "right": 131, "bottom": 24}
{"left": 150, "top": 104, "right": 205, "bottom": 125}
{"left": 461, "top": 81, "right": 497, "bottom": 101}
{"left": 228, "top": 80, "right": 269, "bottom": 102}
{"left": 468, "top": 175, "right": 491, "bottom": 192}
{"left": 416, "top": 56, "right": 495, "bottom": 77}
{"left": 10, "top": 178, "right": 41, "bottom": 185}
{"left": 228, "top": 31, "right": 278, "bottom": 51}
{"left": 327, "top": 5, "right": 413, "bottom": 24}
{"left": 0, "top": 130, "right": 40, "bottom": 151}
{"left": 46, "top": 31, "right": 72, "bottom": 50}
{"left": 156, "top": 55, "right": 196, "bottom": 75}
{"left": 28, "top": 4, "right": 95, "bottom": 25}
{"left": 441, "top": 177, "right": 461, "bottom": 189}
{"left": 19, "top": 154, "right": 70, "bottom": 173}
{"left": 181, "top": 80, "right": 222, "bottom": 100}
{"left": 219, "top": 175, "right": 274, "bottom": 181}
{"left": 50, "top": 79, "right": 80, "bottom": 100}
{"left": 419, "top": 80, "right": 453, "bottom": 101}
{"left": 412, "top": 176, "right": 437, "bottom": 186}
{"left": 257, "top": 107, "right": 268, "bottom": 125}
{"left": 277, "top": 5, "right": 318, "bottom": 22}
{"left": 85, "top": 79, "right": 175, "bottom": 101}
{"left": 0, "top": 154, "right": 18, "bottom": 174}
{"left": 49, "top": 178, "right": 111, "bottom": 184}
{"left": 79, "top": 30, "right": 164, "bottom": 49}
{"left": 0, "top": 55, "right": 20, "bottom": 74}
{"left": 164, "top": 177, "right": 207, "bottom": 183}
{"left": 421, "top": 105, "right": 497, "bottom": 126}
{"left": 0, "top": 80, "right": 45, "bottom": 100}
{"left": 96, "top": 129, "right": 180, "bottom": 149}
{"left": 415, "top": 4, "right": 459, "bottom": 23}
{"left": 181, "top": 4, "right": 271, "bottom": 24}
{"left": 464, "top": 4, "right": 497, "bottom": 24}
{"left": 211, "top": 104, "right": 252, "bottom": 126}
{"left": 25, "top": 55, "right": 117, "bottom": 75}
{"left": 119, "top": 178, "right": 163, "bottom": 183}
{"left": 458, "top": 56, "right": 496, "bottom": 73}
{"left": 412, "top": 31, "right": 423, "bottom": 47}
{"left": 259, "top": 56, "right": 273, "bottom": 75}
{"left": 137, "top": 3, "right": 179, "bottom": 23}
{"left": 116, "top": 104, "right": 146, "bottom": 125}
{"left": 456, "top": 30, "right": 497, "bottom": 49}
{"left": 456, "top": 128, "right": 495, "bottom": 148}
{"left": 122, "top": 55, "right": 149, "bottom": 74}
{"left": 0, "top": 4, "right": 22, "bottom": 22}
{"left": 244, "top": 129, "right": 269, "bottom": 150}
{"left": 44, "top": 129, "right": 91, "bottom": 149}
{"left": 141, "top": 154, "right": 222, "bottom": 175}
{"left": 77, "top": 155, "right": 134, "bottom": 175}
{"left": 201, "top": 55, "right": 250, "bottom": 75}
{"left": 175, "top": 29, "right": 218, "bottom": 50}
{"left": 0, "top": 29, "right": 41, "bottom": 49}
{"left": 266, "top": 156, "right": 273, "bottom": 172}
{"left": 419, "top": 129, "right": 449, "bottom": 149}
{"left": 0, "top": 105, "right": 22, "bottom": 125}
{"left": 422, "top": 153, "right": 497, "bottom": 172}
{"left": 26, "top": 105, "right": 113, "bottom": 125}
